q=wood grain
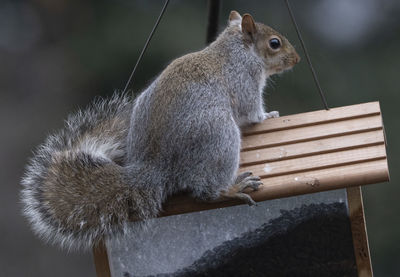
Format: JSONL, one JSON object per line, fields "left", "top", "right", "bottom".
{"left": 347, "top": 186, "right": 373, "bottom": 277}
{"left": 159, "top": 102, "right": 389, "bottom": 217}
{"left": 93, "top": 240, "right": 111, "bottom": 277}
{"left": 240, "top": 130, "right": 384, "bottom": 166}
{"left": 162, "top": 159, "right": 388, "bottom": 216}
{"left": 242, "top": 101, "right": 380, "bottom": 135}
{"left": 240, "top": 144, "right": 386, "bottom": 178}
{"left": 241, "top": 115, "right": 382, "bottom": 151}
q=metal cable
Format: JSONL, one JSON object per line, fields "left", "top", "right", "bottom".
{"left": 122, "top": 0, "right": 170, "bottom": 94}
{"left": 284, "top": 0, "right": 329, "bottom": 110}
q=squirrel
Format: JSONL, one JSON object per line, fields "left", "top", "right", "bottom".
{"left": 21, "top": 11, "right": 300, "bottom": 250}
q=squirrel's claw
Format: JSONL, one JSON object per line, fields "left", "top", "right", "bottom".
{"left": 235, "top": 171, "right": 253, "bottom": 184}
{"left": 221, "top": 173, "right": 262, "bottom": 206}
{"left": 235, "top": 192, "right": 257, "bottom": 206}
{"left": 236, "top": 176, "right": 262, "bottom": 192}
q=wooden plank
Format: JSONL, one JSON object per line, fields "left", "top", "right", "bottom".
{"left": 161, "top": 158, "right": 388, "bottom": 217}
{"left": 243, "top": 101, "right": 380, "bottom": 135}
{"left": 242, "top": 115, "right": 382, "bottom": 151}
{"left": 93, "top": 241, "right": 111, "bottom": 277}
{"left": 250, "top": 159, "right": 388, "bottom": 202}
{"left": 347, "top": 186, "right": 373, "bottom": 277}
{"left": 240, "top": 130, "right": 384, "bottom": 166}
{"left": 150, "top": 102, "right": 389, "bottom": 217}
{"left": 240, "top": 144, "right": 386, "bottom": 178}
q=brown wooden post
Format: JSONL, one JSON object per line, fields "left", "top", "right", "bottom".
{"left": 347, "top": 186, "right": 373, "bottom": 277}
{"left": 93, "top": 240, "right": 112, "bottom": 277}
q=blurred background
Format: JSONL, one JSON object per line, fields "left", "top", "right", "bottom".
{"left": 1, "top": 0, "right": 399, "bottom": 276}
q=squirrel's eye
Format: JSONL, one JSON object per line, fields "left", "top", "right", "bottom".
{"left": 269, "top": 38, "right": 281, "bottom": 50}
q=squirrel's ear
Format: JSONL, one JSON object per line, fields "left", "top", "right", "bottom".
{"left": 241, "top": 14, "right": 257, "bottom": 41}
{"left": 229, "top": 10, "right": 242, "bottom": 26}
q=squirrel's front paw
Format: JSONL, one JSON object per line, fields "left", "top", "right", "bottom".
{"left": 263, "top": 111, "right": 280, "bottom": 119}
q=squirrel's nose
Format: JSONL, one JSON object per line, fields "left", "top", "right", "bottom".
{"left": 294, "top": 53, "right": 301, "bottom": 64}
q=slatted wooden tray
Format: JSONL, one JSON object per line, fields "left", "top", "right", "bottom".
{"left": 161, "top": 101, "right": 389, "bottom": 216}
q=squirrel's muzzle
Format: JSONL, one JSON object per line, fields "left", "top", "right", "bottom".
{"left": 294, "top": 53, "right": 301, "bottom": 64}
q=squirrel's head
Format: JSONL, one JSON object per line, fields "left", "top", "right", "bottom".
{"left": 229, "top": 11, "right": 300, "bottom": 75}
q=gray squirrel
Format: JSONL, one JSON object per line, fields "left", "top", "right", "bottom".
{"left": 21, "top": 11, "right": 300, "bottom": 250}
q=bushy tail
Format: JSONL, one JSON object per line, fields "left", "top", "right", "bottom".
{"left": 20, "top": 93, "right": 162, "bottom": 250}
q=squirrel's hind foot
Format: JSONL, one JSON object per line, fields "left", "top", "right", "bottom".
{"left": 221, "top": 172, "right": 262, "bottom": 206}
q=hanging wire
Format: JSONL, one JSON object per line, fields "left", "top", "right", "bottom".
{"left": 122, "top": 0, "right": 170, "bottom": 94}
{"left": 284, "top": 0, "right": 329, "bottom": 110}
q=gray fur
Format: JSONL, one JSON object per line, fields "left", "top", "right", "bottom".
{"left": 21, "top": 12, "right": 299, "bottom": 251}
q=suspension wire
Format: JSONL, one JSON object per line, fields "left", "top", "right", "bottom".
{"left": 122, "top": 0, "right": 170, "bottom": 94}
{"left": 284, "top": 0, "right": 329, "bottom": 110}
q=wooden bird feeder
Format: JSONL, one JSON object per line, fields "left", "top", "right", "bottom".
{"left": 92, "top": 2, "right": 390, "bottom": 276}
{"left": 94, "top": 102, "right": 389, "bottom": 277}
